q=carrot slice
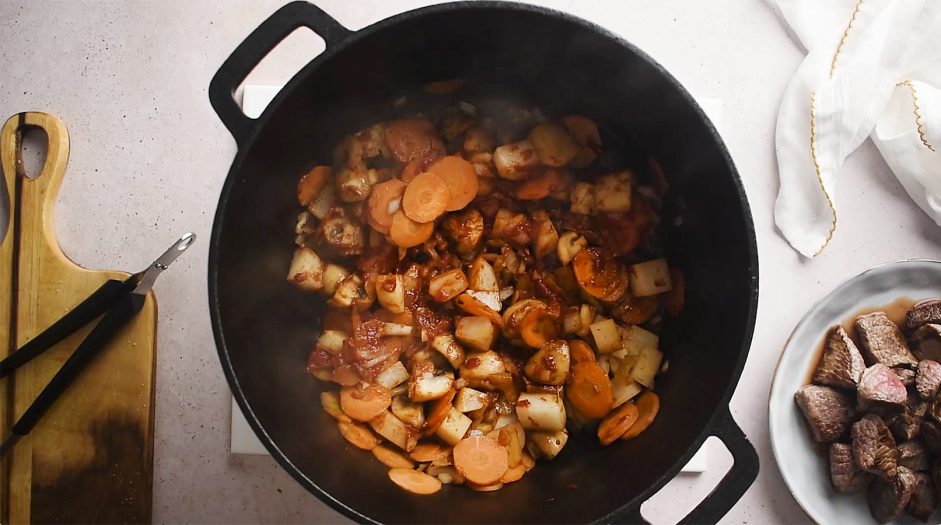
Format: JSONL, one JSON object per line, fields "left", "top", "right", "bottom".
{"left": 297, "top": 166, "right": 331, "bottom": 206}
{"left": 410, "top": 442, "right": 451, "bottom": 463}
{"left": 453, "top": 435, "right": 508, "bottom": 486}
{"left": 388, "top": 467, "right": 442, "bottom": 495}
{"left": 455, "top": 293, "right": 504, "bottom": 327}
{"left": 402, "top": 172, "right": 450, "bottom": 223}
{"left": 373, "top": 444, "right": 416, "bottom": 469}
{"left": 367, "top": 179, "right": 408, "bottom": 234}
{"left": 501, "top": 463, "right": 527, "bottom": 484}
{"left": 519, "top": 308, "right": 559, "bottom": 349}
{"left": 663, "top": 268, "right": 685, "bottom": 317}
{"left": 332, "top": 366, "right": 360, "bottom": 386}
{"left": 569, "top": 340, "right": 596, "bottom": 364}
{"left": 321, "top": 391, "right": 351, "bottom": 423}
{"left": 424, "top": 389, "right": 457, "bottom": 435}
{"left": 427, "top": 156, "right": 478, "bottom": 211}
{"left": 337, "top": 420, "right": 378, "bottom": 450}
{"left": 340, "top": 383, "right": 392, "bottom": 422}
{"left": 566, "top": 361, "right": 613, "bottom": 419}
{"left": 389, "top": 210, "right": 435, "bottom": 248}
{"left": 514, "top": 168, "right": 568, "bottom": 200}
{"left": 597, "top": 401, "right": 640, "bottom": 445}
{"left": 620, "top": 391, "right": 660, "bottom": 440}
{"left": 466, "top": 481, "right": 504, "bottom": 492}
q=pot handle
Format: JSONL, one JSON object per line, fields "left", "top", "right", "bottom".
{"left": 208, "top": 1, "right": 351, "bottom": 148}
{"left": 620, "top": 406, "right": 759, "bottom": 525}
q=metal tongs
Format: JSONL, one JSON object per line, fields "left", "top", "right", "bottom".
{"left": 0, "top": 233, "right": 196, "bottom": 457}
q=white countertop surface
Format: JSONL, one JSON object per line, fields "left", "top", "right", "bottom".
{"left": 2, "top": 1, "right": 940, "bottom": 523}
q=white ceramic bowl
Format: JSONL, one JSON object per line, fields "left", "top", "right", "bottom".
{"left": 769, "top": 260, "right": 941, "bottom": 525}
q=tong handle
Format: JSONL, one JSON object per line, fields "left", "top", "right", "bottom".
{"left": 0, "top": 278, "right": 134, "bottom": 379}
{"left": 3, "top": 293, "right": 145, "bottom": 448}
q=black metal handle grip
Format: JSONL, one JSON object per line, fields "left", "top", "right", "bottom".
{"left": 208, "top": 1, "right": 351, "bottom": 148}
{"left": 620, "top": 407, "right": 759, "bottom": 525}
{"left": 8, "top": 293, "right": 146, "bottom": 438}
{"left": 0, "top": 278, "right": 134, "bottom": 379}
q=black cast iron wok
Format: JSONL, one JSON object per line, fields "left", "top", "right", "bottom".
{"left": 207, "top": 2, "right": 760, "bottom": 523}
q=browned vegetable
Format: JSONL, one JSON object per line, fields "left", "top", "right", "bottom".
{"left": 620, "top": 391, "right": 660, "bottom": 440}
{"left": 340, "top": 383, "right": 392, "bottom": 422}
{"left": 337, "top": 420, "right": 378, "bottom": 450}
{"left": 372, "top": 444, "right": 416, "bottom": 469}
{"left": 597, "top": 401, "right": 640, "bottom": 445}
{"left": 297, "top": 166, "right": 332, "bottom": 206}
{"left": 453, "top": 435, "right": 509, "bottom": 485}
{"left": 388, "top": 467, "right": 443, "bottom": 495}
{"left": 566, "top": 361, "right": 613, "bottom": 419}
{"left": 572, "top": 248, "right": 628, "bottom": 302}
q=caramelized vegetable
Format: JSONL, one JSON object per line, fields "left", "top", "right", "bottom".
{"left": 620, "top": 391, "right": 660, "bottom": 440}
{"left": 515, "top": 168, "right": 568, "bottom": 200}
{"left": 427, "top": 156, "right": 478, "bottom": 211}
{"left": 367, "top": 179, "right": 408, "bottom": 234}
{"left": 664, "top": 268, "right": 685, "bottom": 316}
{"left": 297, "top": 166, "right": 332, "bottom": 206}
{"left": 566, "top": 361, "right": 613, "bottom": 419}
{"left": 340, "top": 383, "right": 392, "bottom": 422}
{"left": 568, "top": 340, "right": 596, "bottom": 364}
{"left": 597, "top": 401, "right": 640, "bottom": 445}
{"left": 410, "top": 442, "right": 451, "bottom": 463}
{"left": 288, "top": 106, "right": 674, "bottom": 496}
{"left": 453, "top": 435, "right": 509, "bottom": 485}
{"left": 519, "top": 308, "right": 559, "bottom": 349}
{"left": 572, "top": 248, "right": 628, "bottom": 302}
{"left": 390, "top": 210, "right": 435, "bottom": 248}
{"left": 385, "top": 118, "right": 444, "bottom": 164}
{"left": 337, "top": 420, "right": 378, "bottom": 450}
{"left": 403, "top": 172, "right": 450, "bottom": 223}
{"left": 372, "top": 444, "right": 416, "bottom": 469}
{"left": 388, "top": 468, "right": 443, "bottom": 495}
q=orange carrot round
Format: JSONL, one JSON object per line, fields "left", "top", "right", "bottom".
{"left": 372, "top": 444, "right": 416, "bottom": 469}
{"left": 337, "top": 420, "right": 378, "bottom": 450}
{"left": 566, "top": 361, "right": 613, "bottom": 419}
{"left": 453, "top": 435, "right": 509, "bottom": 486}
{"left": 410, "top": 442, "right": 451, "bottom": 463}
{"left": 424, "top": 389, "right": 457, "bottom": 435}
{"left": 389, "top": 210, "right": 435, "bottom": 248}
{"left": 597, "top": 401, "right": 640, "bottom": 445}
{"left": 514, "top": 168, "right": 567, "bottom": 200}
{"left": 340, "top": 383, "right": 392, "bottom": 422}
{"left": 569, "top": 340, "right": 596, "bottom": 364}
{"left": 388, "top": 468, "right": 442, "bottom": 495}
{"left": 402, "top": 172, "right": 450, "bottom": 223}
{"left": 620, "top": 391, "right": 660, "bottom": 440}
{"left": 367, "top": 179, "right": 408, "bottom": 234}
{"left": 519, "top": 308, "right": 559, "bottom": 349}
{"left": 427, "top": 156, "right": 478, "bottom": 211}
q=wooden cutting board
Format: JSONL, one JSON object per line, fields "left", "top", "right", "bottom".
{"left": 0, "top": 112, "right": 157, "bottom": 524}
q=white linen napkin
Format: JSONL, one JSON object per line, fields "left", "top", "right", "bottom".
{"left": 773, "top": 0, "right": 941, "bottom": 257}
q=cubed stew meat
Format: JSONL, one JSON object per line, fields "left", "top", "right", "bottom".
{"left": 796, "top": 299, "right": 941, "bottom": 522}
{"left": 287, "top": 91, "right": 682, "bottom": 495}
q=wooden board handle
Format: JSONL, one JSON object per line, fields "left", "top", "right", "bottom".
{"left": 0, "top": 112, "right": 71, "bottom": 264}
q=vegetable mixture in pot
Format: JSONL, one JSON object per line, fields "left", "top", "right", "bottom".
{"left": 286, "top": 95, "right": 683, "bottom": 495}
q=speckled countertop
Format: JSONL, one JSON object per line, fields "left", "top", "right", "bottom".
{"left": 1, "top": 1, "right": 940, "bottom": 523}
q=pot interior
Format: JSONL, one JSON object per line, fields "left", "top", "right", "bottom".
{"left": 212, "top": 5, "right": 756, "bottom": 524}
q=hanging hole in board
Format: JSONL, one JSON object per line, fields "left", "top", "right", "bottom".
{"left": 19, "top": 126, "right": 49, "bottom": 180}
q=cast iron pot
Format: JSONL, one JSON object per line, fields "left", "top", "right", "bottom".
{"left": 208, "top": 2, "right": 760, "bottom": 523}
